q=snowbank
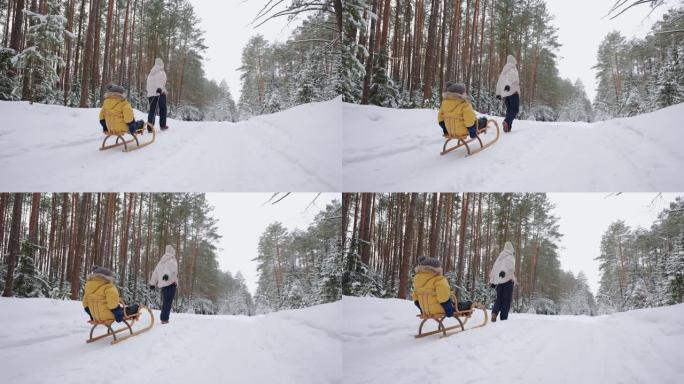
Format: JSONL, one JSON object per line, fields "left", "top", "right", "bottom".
{"left": 0, "top": 98, "right": 342, "bottom": 191}
{"left": 342, "top": 296, "right": 684, "bottom": 384}
{"left": 0, "top": 297, "right": 342, "bottom": 384}
{"left": 342, "top": 103, "right": 684, "bottom": 191}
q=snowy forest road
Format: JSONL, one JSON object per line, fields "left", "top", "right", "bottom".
{"left": 342, "top": 297, "right": 684, "bottom": 384}
{"left": 0, "top": 298, "right": 341, "bottom": 384}
{"left": 0, "top": 98, "right": 342, "bottom": 192}
{"left": 342, "top": 103, "right": 684, "bottom": 191}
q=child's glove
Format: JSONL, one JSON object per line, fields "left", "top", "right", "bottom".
{"left": 496, "top": 95, "right": 502, "bottom": 100}
{"left": 111, "top": 306, "right": 125, "bottom": 323}
{"left": 414, "top": 300, "right": 422, "bottom": 312}
{"left": 440, "top": 299, "right": 455, "bottom": 317}
{"left": 149, "top": 285, "right": 155, "bottom": 291}
{"left": 490, "top": 283, "right": 496, "bottom": 289}
{"left": 162, "top": 274, "right": 169, "bottom": 281}
{"left": 156, "top": 88, "right": 162, "bottom": 94}
{"left": 100, "top": 119, "right": 108, "bottom": 133}
{"left": 84, "top": 307, "right": 94, "bottom": 321}
{"left": 504, "top": 85, "right": 510, "bottom": 92}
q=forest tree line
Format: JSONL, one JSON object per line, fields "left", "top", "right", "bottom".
{"left": 253, "top": 199, "right": 342, "bottom": 313}
{"left": 342, "top": 0, "right": 594, "bottom": 122}
{"left": 596, "top": 197, "right": 684, "bottom": 313}
{"left": 0, "top": 193, "right": 253, "bottom": 315}
{"left": 592, "top": 6, "right": 684, "bottom": 120}
{"left": 0, "top": 0, "right": 343, "bottom": 121}
{"left": 342, "top": 193, "right": 595, "bottom": 316}
{"left": 237, "top": 11, "right": 340, "bottom": 119}
{"left": 0, "top": 0, "right": 244, "bottom": 119}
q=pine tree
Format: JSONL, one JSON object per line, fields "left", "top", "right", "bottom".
{"left": 212, "top": 80, "right": 238, "bottom": 122}
{"left": 0, "top": 47, "right": 18, "bottom": 100}
{"left": 337, "top": 0, "right": 369, "bottom": 103}
{"left": 13, "top": 240, "right": 50, "bottom": 297}
{"left": 238, "top": 35, "right": 269, "bottom": 119}
{"left": 12, "top": 0, "right": 73, "bottom": 103}
{"left": 665, "top": 235, "right": 684, "bottom": 304}
{"left": 368, "top": 48, "right": 399, "bottom": 107}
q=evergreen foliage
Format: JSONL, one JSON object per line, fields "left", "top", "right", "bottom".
{"left": 596, "top": 198, "right": 684, "bottom": 312}
{"left": 593, "top": 7, "right": 684, "bottom": 119}
{"left": 253, "top": 200, "right": 342, "bottom": 313}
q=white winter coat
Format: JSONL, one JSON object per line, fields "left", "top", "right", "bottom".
{"left": 495, "top": 55, "right": 520, "bottom": 98}
{"left": 489, "top": 241, "right": 517, "bottom": 285}
{"left": 146, "top": 58, "right": 167, "bottom": 97}
{"left": 150, "top": 245, "right": 178, "bottom": 288}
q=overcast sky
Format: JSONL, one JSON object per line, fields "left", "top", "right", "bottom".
{"left": 190, "top": 0, "right": 300, "bottom": 101}
{"left": 546, "top": 0, "right": 677, "bottom": 101}
{"left": 205, "top": 193, "right": 338, "bottom": 295}
{"left": 191, "top": 1, "right": 678, "bottom": 103}
{"left": 547, "top": 193, "right": 681, "bottom": 295}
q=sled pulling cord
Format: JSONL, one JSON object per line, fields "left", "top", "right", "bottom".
{"left": 100, "top": 123, "right": 156, "bottom": 152}
{"left": 86, "top": 304, "right": 154, "bottom": 345}
{"left": 440, "top": 119, "right": 500, "bottom": 157}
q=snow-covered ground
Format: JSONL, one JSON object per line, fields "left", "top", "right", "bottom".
{"left": 343, "top": 103, "right": 684, "bottom": 191}
{"left": 342, "top": 296, "right": 684, "bottom": 384}
{"left": 0, "top": 298, "right": 341, "bottom": 384}
{"left": 0, "top": 98, "right": 341, "bottom": 191}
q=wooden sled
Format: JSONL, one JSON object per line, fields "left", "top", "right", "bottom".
{"left": 440, "top": 119, "right": 500, "bottom": 156}
{"left": 100, "top": 122, "right": 156, "bottom": 152}
{"left": 414, "top": 292, "right": 488, "bottom": 339}
{"left": 86, "top": 303, "right": 154, "bottom": 345}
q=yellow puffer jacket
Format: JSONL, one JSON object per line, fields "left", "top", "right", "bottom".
{"left": 99, "top": 92, "right": 135, "bottom": 134}
{"left": 82, "top": 273, "right": 120, "bottom": 321}
{"left": 411, "top": 265, "right": 451, "bottom": 316}
{"left": 437, "top": 92, "right": 477, "bottom": 137}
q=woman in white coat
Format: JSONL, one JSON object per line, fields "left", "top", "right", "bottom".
{"left": 489, "top": 241, "right": 517, "bottom": 322}
{"left": 149, "top": 245, "right": 178, "bottom": 324}
{"left": 146, "top": 58, "right": 168, "bottom": 131}
{"left": 495, "top": 55, "right": 520, "bottom": 133}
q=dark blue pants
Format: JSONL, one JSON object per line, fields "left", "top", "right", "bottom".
{"left": 127, "top": 120, "right": 144, "bottom": 135}
{"left": 492, "top": 280, "right": 514, "bottom": 320}
{"left": 160, "top": 283, "right": 176, "bottom": 322}
{"left": 148, "top": 94, "right": 167, "bottom": 128}
{"left": 504, "top": 92, "right": 519, "bottom": 130}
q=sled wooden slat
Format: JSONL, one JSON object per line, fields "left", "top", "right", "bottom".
{"left": 440, "top": 119, "right": 500, "bottom": 157}
{"left": 86, "top": 304, "right": 154, "bottom": 345}
{"left": 414, "top": 293, "right": 488, "bottom": 339}
{"left": 100, "top": 123, "right": 156, "bottom": 152}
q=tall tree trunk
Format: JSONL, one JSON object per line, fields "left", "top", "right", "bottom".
{"left": 456, "top": 192, "right": 469, "bottom": 286}
{"left": 397, "top": 193, "right": 418, "bottom": 298}
{"left": 2, "top": 194, "right": 24, "bottom": 297}
{"left": 421, "top": 0, "right": 440, "bottom": 104}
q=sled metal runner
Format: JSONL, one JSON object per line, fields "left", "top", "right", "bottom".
{"left": 100, "top": 123, "right": 156, "bottom": 152}
{"left": 440, "top": 119, "right": 500, "bottom": 157}
{"left": 414, "top": 293, "right": 488, "bottom": 339}
{"left": 86, "top": 304, "right": 154, "bottom": 345}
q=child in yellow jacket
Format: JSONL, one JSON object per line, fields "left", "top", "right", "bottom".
{"left": 411, "top": 256, "right": 455, "bottom": 317}
{"left": 438, "top": 82, "right": 480, "bottom": 138}
{"left": 82, "top": 266, "right": 125, "bottom": 323}
{"left": 99, "top": 84, "right": 145, "bottom": 135}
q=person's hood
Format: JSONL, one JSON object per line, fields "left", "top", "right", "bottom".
{"left": 415, "top": 264, "right": 443, "bottom": 276}
{"left": 506, "top": 55, "right": 517, "bottom": 66}
{"left": 104, "top": 92, "right": 125, "bottom": 100}
{"left": 161, "top": 245, "right": 176, "bottom": 262}
{"left": 150, "top": 58, "right": 165, "bottom": 74}
{"left": 87, "top": 272, "right": 114, "bottom": 283}
{"left": 442, "top": 91, "right": 468, "bottom": 101}
{"left": 503, "top": 241, "right": 514, "bottom": 254}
